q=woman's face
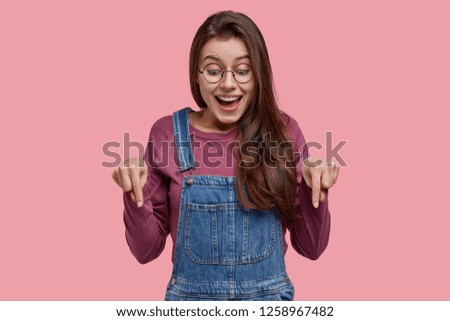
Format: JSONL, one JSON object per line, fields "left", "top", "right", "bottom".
{"left": 197, "top": 37, "right": 256, "bottom": 131}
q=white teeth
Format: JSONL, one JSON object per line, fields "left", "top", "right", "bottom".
{"left": 217, "top": 96, "right": 240, "bottom": 102}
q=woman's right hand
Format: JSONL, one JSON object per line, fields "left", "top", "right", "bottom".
{"left": 112, "top": 157, "right": 148, "bottom": 207}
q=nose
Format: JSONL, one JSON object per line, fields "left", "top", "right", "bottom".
{"left": 220, "top": 70, "right": 237, "bottom": 89}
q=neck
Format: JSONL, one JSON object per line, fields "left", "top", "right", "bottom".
{"left": 190, "top": 109, "right": 237, "bottom": 133}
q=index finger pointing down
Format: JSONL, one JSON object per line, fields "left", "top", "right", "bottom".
{"left": 311, "top": 170, "right": 321, "bottom": 208}
{"left": 130, "top": 168, "right": 144, "bottom": 207}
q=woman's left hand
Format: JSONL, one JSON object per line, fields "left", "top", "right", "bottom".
{"left": 301, "top": 157, "right": 340, "bottom": 208}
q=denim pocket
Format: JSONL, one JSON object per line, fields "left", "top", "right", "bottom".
{"left": 164, "top": 288, "right": 186, "bottom": 301}
{"left": 251, "top": 294, "right": 282, "bottom": 301}
{"left": 275, "top": 288, "right": 294, "bottom": 301}
{"left": 184, "top": 202, "right": 275, "bottom": 265}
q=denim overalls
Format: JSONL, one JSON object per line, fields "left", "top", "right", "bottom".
{"left": 165, "top": 108, "right": 294, "bottom": 301}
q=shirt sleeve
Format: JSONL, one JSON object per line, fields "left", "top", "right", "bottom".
{"left": 285, "top": 115, "right": 331, "bottom": 260}
{"left": 122, "top": 120, "right": 171, "bottom": 264}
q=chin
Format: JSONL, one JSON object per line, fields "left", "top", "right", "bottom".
{"left": 214, "top": 108, "right": 246, "bottom": 125}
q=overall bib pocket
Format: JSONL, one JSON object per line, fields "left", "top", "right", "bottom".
{"left": 184, "top": 202, "right": 276, "bottom": 265}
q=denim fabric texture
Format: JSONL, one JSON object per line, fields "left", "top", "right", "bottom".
{"left": 165, "top": 107, "right": 294, "bottom": 301}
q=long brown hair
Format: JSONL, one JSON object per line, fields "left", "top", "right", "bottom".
{"left": 189, "top": 11, "right": 297, "bottom": 219}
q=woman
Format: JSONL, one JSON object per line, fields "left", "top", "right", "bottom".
{"left": 112, "top": 11, "right": 339, "bottom": 301}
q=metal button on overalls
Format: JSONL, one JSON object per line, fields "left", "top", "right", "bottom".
{"left": 185, "top": 177, "right": 194, "bottom": 185}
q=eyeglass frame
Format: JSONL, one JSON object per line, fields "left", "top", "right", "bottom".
{"left": 197, "top": 63, "right": 254, "bottom": 84}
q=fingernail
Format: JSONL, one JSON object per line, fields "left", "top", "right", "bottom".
{"left": 314, "top": 202, "right": 319, "bottom": 208}
{"left": 137, "top": 201, "right": 143, "bottom": 207}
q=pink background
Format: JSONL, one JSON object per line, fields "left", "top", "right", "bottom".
{"left": 1, "top": 0, "right": 449, "bottom": 300}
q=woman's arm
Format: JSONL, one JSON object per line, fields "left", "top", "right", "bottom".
{"left": 285, "top": 115, "right": 335, "bottom": 260}
{"left": 289, "top": 177, "right": 331, "bottom": 260}
{"left": 115, "top": 120, "right": 172, "bottom": 264}
{"left": 122, "top": 164, "right": 170, "bottom": 264}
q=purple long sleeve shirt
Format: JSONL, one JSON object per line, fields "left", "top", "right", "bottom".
{"left": 123, "top": 111, "right": 331, "bottom": 264}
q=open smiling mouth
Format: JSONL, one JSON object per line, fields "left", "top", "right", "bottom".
{"left": 215, "top": 96, "right": 243, "bottom": 109}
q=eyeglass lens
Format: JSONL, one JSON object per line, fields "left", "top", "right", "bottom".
{"left": 202, "top": 63, "right": 253, "bottom": 83}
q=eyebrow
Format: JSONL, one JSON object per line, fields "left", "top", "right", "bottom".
{"left": 202, "top": 54, "right": 250, "bottom": 62}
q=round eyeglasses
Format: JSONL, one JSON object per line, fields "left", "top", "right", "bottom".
{"left": 198, "top": 63, "right": 253, "bottom": 84}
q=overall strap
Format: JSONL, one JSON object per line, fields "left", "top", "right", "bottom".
{"left": 172, "top": 107, "right": 196, "bottom": 172}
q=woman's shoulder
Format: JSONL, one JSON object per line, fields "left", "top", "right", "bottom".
{"left": 151, "top": 114, "right": 173, "bottom": 130}
{"left": 280, "top": 111, "right": 305, "bottom": 143}
{"left": 148, "top": 114, "right": 174, "bottom": 141}
{"left": 279, "top": 110, "right": 308, "bottom": 158}
{"left": 150, "top": 107, "right": 192, "bottom": 135}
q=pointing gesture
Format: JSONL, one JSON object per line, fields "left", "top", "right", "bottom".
{"left": 301, "top": 157, "right": 340, "bottom": 208}
{"left": 112, "top": 157, "right": 148, "bottom": 207}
